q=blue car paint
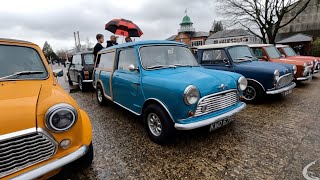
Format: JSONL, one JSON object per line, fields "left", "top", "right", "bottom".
{"left": 95, "top": 40, "right": 245, "bottom": 126}
{"left": 197, "top": 45, "right": 294, "bottom": 90}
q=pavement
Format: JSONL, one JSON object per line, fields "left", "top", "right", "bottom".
{"left": 50, "top": 64, "right": 320, "bottom": 180}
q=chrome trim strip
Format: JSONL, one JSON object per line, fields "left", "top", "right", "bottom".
{"left": 266, "top": 82, "right": 296, "bottom": 95}
{"left": 0, "top": 128, "right": 36, "bottom": 142}
{"left": 113, "top": 101, "right": 140, "bottom": 116}
{"left": 82, "top": 80, "right": 93, "bottom": 83}
{"left": 296, "top": 75, "right": 312, "bottom": 81}
{"left": 246, "top": 78, "right": 266, "bottom": 92}
{"left": 175, "top": 103, "right": 246, "bottom": 130}
{"left": 12, "top": 145, "right": 88, "bottom": 180}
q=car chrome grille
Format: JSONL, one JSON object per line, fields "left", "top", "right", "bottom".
{"left": 277, "top": 73, "right": 294, "bottom": 89}
{"left": 194, "top": 90, "right": 239, "bottom": 117}
{"left": 0, "top": 129, "right": 57, "bottom": 178}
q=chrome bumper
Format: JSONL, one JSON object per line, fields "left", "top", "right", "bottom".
{"left": 313, "top": 69, "right": 319, "bottom": 74}
{"left": 296, "top": 75, "right": 313, "bottom": 81}
{"left": 82, "top": 80, "right": 93, "bottom": 83}
{"left": 266, "top": 82, "right": 296, "bottom": 95}
{"left": 12, "top": 145, "right": 88, "bottom": 180}
{"left": 174, "top": 103, "right": 246, "bottom": 130}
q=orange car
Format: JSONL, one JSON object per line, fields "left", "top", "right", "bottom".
{"left": 0, "top": 38, "right": 93, "bottom": 179}
{"left": 249, "top": 44, "right": 313, "bottom": 81}
{"left": 276, "top": 44, "right": 320, "bottom": 74}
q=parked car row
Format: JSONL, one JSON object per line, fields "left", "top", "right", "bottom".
{"left": 1, "top": 38, "right": 318, "bottom": 179}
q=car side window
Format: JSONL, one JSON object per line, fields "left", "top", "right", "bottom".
{"left": 98, "top": 52, "right": 115, "bottom": 71}
{"left": 117, "top": 48, "right": 137, "bottom": 71}
{"left": 202, "top": 49, "right": 227, "bottom": 64}
{"left": 72, "top": 55, "right": 81, "bottom": 65}
{"left": 252, "top": 48, "right": 264, "bottom": 57}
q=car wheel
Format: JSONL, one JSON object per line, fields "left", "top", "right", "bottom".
{"left": 96, "top": 84, "right": 108, "bottom": 106}
{"left": 143, "top": 104, "right": 176, "bottom": 144}
{"left": 243, "top": 81, "right": 264, "bottom": 104}
{"left": 67, "top": 73, "right": 73, "bottom": 86}
{"left": 74, "top": 142, "right": 94, "bottom": 169}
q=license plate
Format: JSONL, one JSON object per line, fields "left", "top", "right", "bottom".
{"left": 282, "top": 89, "right": 292, "bottom": 97}
{"left": 209, "top": 119, "right": 231, "bottom": 132}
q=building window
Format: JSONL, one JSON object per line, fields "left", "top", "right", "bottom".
{"left": 191, "top": 40, "right": 203, "bottom": 47}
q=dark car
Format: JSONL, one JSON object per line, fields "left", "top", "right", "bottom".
{"left": 197, "top": 44, "right": 296, "bottom": 103}
{"left": 67, "top": 51, "right": 94, "bottom": 91}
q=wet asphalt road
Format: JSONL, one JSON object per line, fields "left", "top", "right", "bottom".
{"left": 51, "top": 65, "right": 320, "bottom": 180}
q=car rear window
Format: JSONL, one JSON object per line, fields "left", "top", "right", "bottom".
{"left": 0, "top": 45, "right": 48, "bottom": 80}
{"left": 84, "top": 54, "right": 94, "bottom": 65}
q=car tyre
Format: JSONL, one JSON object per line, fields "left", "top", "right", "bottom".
{"left": 96, "top": 83, "right": 108, "bottom": 106}
{"left": 243, "top": 81, "right": 264, "bottom": 104}
{"left": 67, "top": 73, "right": 73, "bottom": 86}
{"left": 74, "top": 142, "right": 94, "bottom": 169}
{"left": 143, "top": 104, "right": 176, "bottom": 144}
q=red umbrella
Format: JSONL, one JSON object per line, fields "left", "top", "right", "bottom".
{"left": 105, "top": 18, "right": 143, "bottom": 37}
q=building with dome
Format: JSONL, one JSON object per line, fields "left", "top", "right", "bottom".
{"left": 166, "top": 15, "right": 209, "bottom": 48}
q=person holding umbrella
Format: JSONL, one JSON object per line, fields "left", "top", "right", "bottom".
{"left": 106, "top": 35, "right": 118, "bottom": 48}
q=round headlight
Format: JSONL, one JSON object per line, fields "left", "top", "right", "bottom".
{"left": 45, "top": 103, "right": 78, "bottom": 132}
{"left": 274, "top": 70, "right": 280, "bottom": 80}
{"left": 184, "top": 85, "right": 200, "bottom": 105}
{"left": 238, "top": 76, "right": 248, "bottom": 91}
{"left": 292, "top": 65, "right": 297, "bottom": 74}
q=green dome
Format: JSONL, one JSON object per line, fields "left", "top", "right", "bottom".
{"left": 180, "top": 15, "right": 193, "bottom": 25}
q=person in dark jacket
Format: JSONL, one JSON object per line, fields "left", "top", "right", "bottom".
{"left": 93, "top": 34, "right": 104, "bottom": 63}
{"left": 106, "top": 35, "right": 118, "bottom": 47}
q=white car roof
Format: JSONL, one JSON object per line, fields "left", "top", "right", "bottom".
{"left": 247, "top": 44, "right": 273, "bottom": 48}
{"left": 198, "top": 43, "right": 248, "bottom": 50}
{"left": 275, "top": 44, "right": 289, "bottom": 48}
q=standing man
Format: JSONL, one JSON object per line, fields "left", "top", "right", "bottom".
{"left": 107, "top": 35, "right": 118, "bottom": 47}
{"left": 93, "top": 34, "right": 104, "bottom": 63}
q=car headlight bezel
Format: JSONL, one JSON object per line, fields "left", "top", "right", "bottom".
{"left": 238, "top": 76, "right": 248, "bottom": 91}
{"left": 184, "top": 85, "right": 200, "bottom": 105}
{"left": 292, "top": 65, "right": 297, "bottom": 74}
{"left": 274, "top": 70, "right": 280, "bottom": 81}
{"left": 45, "top": 103, "right": 78, "bottom": 133}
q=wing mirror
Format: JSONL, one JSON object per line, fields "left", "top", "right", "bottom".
{"left": 223, "top": 58, "right": 231, "bottom": 67}
{"left": 128, "top": 64, "right": 139, "bottom": 72}
{"left": 53, "top": 69, "right": 64, "bottom": 77}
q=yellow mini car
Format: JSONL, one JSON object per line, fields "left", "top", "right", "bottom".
{"left": 0, "top": 38, "right": 93, "bottom": 179}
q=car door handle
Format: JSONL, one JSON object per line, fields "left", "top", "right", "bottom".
{"left": 114, "top": 74, "right": 119, "bottom": 77}
{"left": 133, "top": 82, "right": 140, "bottom": 85}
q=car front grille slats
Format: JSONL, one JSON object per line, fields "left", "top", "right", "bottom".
{"left": 0, "top": 131, "right": 56, "bottom": 178}
{"left": 277, "top": 73, "right": 294, "bottom": 89}
{"left": 195, "top": 90, "right": 238, "bottom": 117}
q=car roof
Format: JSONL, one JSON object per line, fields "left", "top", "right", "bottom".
{"left": 0, "top": 38, "right": 33, "bottom": 45}
{"left": 99, "top": 40, "right": 186, "bottom": 53}
{"left": 248, "top": 44, "right": 273, "bottom": 48}
{"left": 198, "top": 43, "right": 248, "bottom": 49}
{"left": 275, "top": 44, "right": 289, "bottom": 48}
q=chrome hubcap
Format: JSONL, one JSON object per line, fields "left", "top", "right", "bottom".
{"left": 97, "top": 88, "right": 103, "bottom": 102}
{"left": 147, "top": 113, "right": 162, "bottom": 137}
{"left": 243, "top": 86, "right": 256, "bottom": 101}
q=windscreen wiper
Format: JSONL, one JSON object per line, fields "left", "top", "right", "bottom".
{"left": 146, "top": 65, "right": 176, "bottom": 70}
{"left": 0, "top": 71, "right": 44, "bottom": 80}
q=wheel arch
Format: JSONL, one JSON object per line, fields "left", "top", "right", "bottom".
{"left": 142, "top": 98, "right": 174, "bottom": 123}
{"left": 246, "top": 78, "right": 266, "bottom": 92}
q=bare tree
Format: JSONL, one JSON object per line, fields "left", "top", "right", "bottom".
{"left": 218, "top": 0, "right": 312, "bottom": 44}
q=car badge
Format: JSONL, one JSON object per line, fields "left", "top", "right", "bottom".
{"left": 218, "top": 84, "right": 227, "bottom": 90}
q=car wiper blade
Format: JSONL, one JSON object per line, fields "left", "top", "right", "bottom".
{"left": 173, "top": 64, "right": 199, "bottom": 67}
{"left": 0, "top": 71, "right": 44, "bottom": 80}
{"left": 146, "top": 65, "right": 176, "bottom": 70}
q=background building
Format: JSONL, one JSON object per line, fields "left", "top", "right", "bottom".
{"left": 205, "top": 29, "right": 261, "bottom": 45}
{"left": 166, "top": 15, "right": 209, "bottom": 48}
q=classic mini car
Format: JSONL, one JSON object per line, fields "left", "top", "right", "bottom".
{"left": 249, "top": 44, "right": 314, "bottom": 81}
{"left": 93, "top": 40, "right": 247, "bottom": 144}
{"left": 276, "top": 44, "right": 320, "bottom": 74}
{"left": 197, "top": 44, "right": 296, "bottom": 103}
{"left": 67, "top": 51, "right": 94, "bottom": 91}
{"left": 0, "top": 38, "right": 93, "bottom": 179}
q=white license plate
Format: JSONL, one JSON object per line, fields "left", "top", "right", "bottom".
{"left": 209, "top": 119, "right": 231, "bottom": 132}
{"left": 282, "top": 89, "right": 292, "bottom": 97}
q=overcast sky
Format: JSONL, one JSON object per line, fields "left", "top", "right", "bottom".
{"left": 0, "top": 0, "right": 217, "bottom": 51}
